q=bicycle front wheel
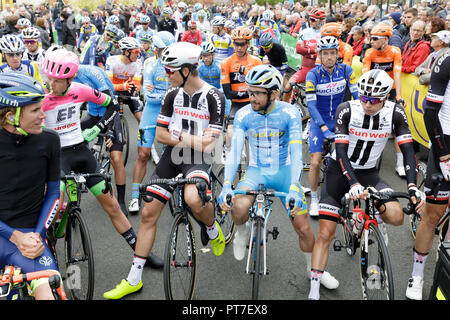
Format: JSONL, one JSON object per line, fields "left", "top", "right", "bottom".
{"left": 251, "top": 218, "right": 263, "bottom": 300}
{"left": 64, "top": 209, "right": 95, "bottom": 300}
{"left": 121, "top": 115, "right": 130, "bottom": 166}
{"left": 212, "top": 165, "right": 235, "bottom": 244}
{"left": 410, "top": 161, "right": 426, "bottom": 239}
{"left": 436, "top": 213, "right": 450, "bottom": 261}
{"left": 164, "top": 213, "right": 197, "bottom": 300}
{"left": 359, "top": 223, "right": 394, "bottom": 300}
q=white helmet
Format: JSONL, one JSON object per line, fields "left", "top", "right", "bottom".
{"left": 178, "top": 2, "right": 187, "bottom": 9}
{"left": 118, "top": 37, "right": 140, "bottom": 51}
{"left": 231, "top": 12, "right": 239, "bottom": 21}
{"left": 81, "top": 16, "right": 91, "bottom": 24}
{"left": 224, "top": 20, "right": 234, "bottom": 29}
{"left": 17, "top": 18, "right": 31, "bottom": 28}
{"left": 245, "top": 64, "right": 283, "bottom": 91}
{"left": 162, "top": 7, "right": 173, "bottom": 16}
{"left": 317, "top": 36, "right": 340, "bottom": 52}
{"left": 0, "top": 34, "right": 25, "bottom": 53}
{"left": 21, "top": 27, "right": 41, "bottom": 40}
{"left": 211, "top": 16, "right": 226, "bottom": 26}
{"left": 161, "top": 42, "right": 202, "bottom": 68}
{"left": 357, "top": 70, "right": 394, "bottom": 98}
{"left": 262, "top": 10, "right": 272, "bottom": 21}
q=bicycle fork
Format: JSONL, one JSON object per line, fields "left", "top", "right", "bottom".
{"left": 170, "top": 215, "right": 194, "bottom": 268}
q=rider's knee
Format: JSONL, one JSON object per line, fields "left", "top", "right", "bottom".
{"left": 137, "top": 148, "right": 150, "bottom": 162}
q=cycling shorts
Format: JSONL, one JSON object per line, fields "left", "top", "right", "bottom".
{"left": 137, "top": 127, "right": 156, "bottom": 149}
{"left": 319, "top": 159, "right": 396, "bottom": 223}
{"left": 309, "top": 118, "right": 335, "bottom": 154}
{"left": 81, "top": 114, "right": 123, "bottom": 152}
{"left": 228, "top": 101, "right": 249, "bottom": 124}
{"left": 424, "top": 143, "right": 450, "bottom": 205}
{"left": 0, "top": 228, "right": 58, "bottom": 274}
{"left": 138, "top": 103, "right": 160, "bottom": 149}
{"left": 290, "top": 65, "right": 314, "bottom": 85}
{"left": 143, "top": 146, "right": 212, "bottom": 204}
{"left": 236, "top": 165, "right": 307, "bottom": 215}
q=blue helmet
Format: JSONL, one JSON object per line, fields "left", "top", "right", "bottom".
{"left": 200, "top": 42, "right": 215, "bottom": 54}
{"left": 104, "top": 24, "right": 119, "bottom": 36}
{"left": 152, "top": 31, "right": 175, "bottom": 49}
{"left": 139, "top": 30, "right": 153, "bottom": 43}
{"left": 0, "top": 73, "right": 44, "bottom": 109}
{"left": 245, "top": 65, "right": 283, "bottom": 91}
{"left": 259, "top": 32, "right": 273, "bottom": 47}
{"left": 108, "top": 15, "right": 120, "bottom": 25}
{"left": 114, "top": 29, "right": 125, "bottom": 42}
{"left": 140, "top": 15, "right": 150, "bottom": 24}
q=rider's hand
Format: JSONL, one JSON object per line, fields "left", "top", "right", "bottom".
{"left": 286, "top": 183, "right": 304, "bottom": 215}
{"left": 127, "top": 81, "right": 137, "bottom": 95}
{"left": 396, "top": 97, "right": 405, "bottom": 108}
{"left": 146, "top": 84, "right": 155, "bottom": 92}
{"left": 349, "top": 183, "right": 366, "bottom": 200}
{"left": 12, "top": 231, "right": 44, "bottom": 260}
{"left": 323, "top": 129, "right": 335, "bottom": 140}
{"left": 408, "top": 184, "right": 425, "bottom": 214}
{"left": 82, "top": 125, "right": 101, "bottom": 143}
{"left": 439, "top": 158, "right": 450, "bottom": 181}
{"left": 218, "top": 182, "right": 234, "bottom": 211}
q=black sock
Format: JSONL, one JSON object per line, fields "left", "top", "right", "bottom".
{"left": 116, "top": 184, "right": 126, "bottom": 204}
{"left": 121, "top": 228, "right": 137, "bottom": 251}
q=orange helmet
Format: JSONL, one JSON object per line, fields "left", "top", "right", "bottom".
{"left": 231, "top": 26, "right": 252, "bottom": 41}
{"left": 310, "top": 8, "right": 326, "bottom": 20}
{"left": 320, "top": 22, "right": 343, "bottom": 37}
{"left": 370, "top": 23, "right": 393, "bottom": 38}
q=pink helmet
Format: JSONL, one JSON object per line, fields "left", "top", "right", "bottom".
{"left": 41, "top": 49, "right": 79, "bottom": 79}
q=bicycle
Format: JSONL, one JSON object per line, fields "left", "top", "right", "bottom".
{"left": 408, "top": 161, "right": 428, "bottom": 239}
{"left": 282, "top": 82, "right": 310, "bottom": 141}
{"left": 139, "top": 174, "right": 216, "bottom": 300}
{"left": 46, "top": 171, "right": 112, "bottom": 300}
{"left": 91, "top": 130, "right": 116, "bottom": 175}
{"left": 333, "top": 187, "right": 417, "bottom": 300}
{"left": 0, "top": 266, "right": 67, "bottom": 300}
{"left": 302, "top": 137, "right": 333, "bottom": 190}
{"left": 115, "top": 94, "right": 134, "bottom": 166}
{"left": 226, "top": 185, "right": 295, "bottom": 300}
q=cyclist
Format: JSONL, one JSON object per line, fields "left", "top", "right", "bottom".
{"left": 220, "top": 26, "right": 262, "bottom": 162}
{"left": 316, "top": 22, "right": 353, "bottom": 66}
{"left": 282, "top": 8, "right": 325, "bottom": 103}
{"left": 79, "top": 24, "right": 118, "bottom": 68}
{"left": 405, "top": 52, "right": 450, "bottom": 300}
{"left": 256, "top": 10, "right": 280, "bottom": 42}
{"left": 0, "top": 73, "right": 61, "bottom": 300}
{"left": 307, "top": 69, "right": 423, "bottom": 300}
{"left": 181, "top": 20, "right": 202, "bottom": 45}
{"left": 41, "top": 48, "right": 163, "bottom": 270}
{"left": 76, "top": 16, "right": 98, "bottom": 52}
{"left": 137, "top": 30, "right": 154, "bottom": 64}
{"left": 16, "top": 18, "right": 31, "bottom": 33}
{"left": 231, "top": 11, "right": 243, "bottom": 27}
{"left": 21, "top": 27, "right": 46, "bottom": 64}
{"left": 128, "top": 31, "right": 175, "bottom": 215}
{"left": 257, "top": 32, "right": 288, "bottom": 76}
{"left": 209, "top": 16, "right": 234, "bottom": 64}
{"left": 157, "top": 7, "right": 178, "bottom": 36}
{"left": 130, "top": 15, "right": 154, "bottom": 42}
{"left": 305, "top": 36, "right": 359, "bottom": 217}
{"left": 105, "top": 37, "right": 143, "bottom": 124}
{"left": 0, "top": 34, "right": 43, "bottom": 84}
{"left": 197, "top": 10, "right": 211, "bottom": 40}
{"left": 104, "top": 42, "right": 226, "bottom": 299}
{"left": 218, "top": 64, "right": 338, "bottom": 290}
{"left": 109, "top": 29, "right": 125, "bottom": 57}
{"left": 362, "top": 23, "right": 406, "bottom": 177}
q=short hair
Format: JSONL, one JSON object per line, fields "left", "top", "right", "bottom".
{"left": 430, "top": 16, "right": 446, "bottom": 33}
{"left": 404, "top": 8, "right": 418, "bottom": 16}
{"left": 35, "top": 17, "right": 45, "bottom": 28}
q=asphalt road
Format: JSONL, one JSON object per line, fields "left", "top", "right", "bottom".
{"left": 58, "top": 107, "right": 439, "bottom": 302}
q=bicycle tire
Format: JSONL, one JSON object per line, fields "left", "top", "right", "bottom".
{"left": 121, "top": 115, "right": 130, "bottom": 166}
{"left": 64, "top": 209, "right": 95, "bottom": 300}
{"left": 436, "top": 212, "right": 450, "bottom": 261}
{"left": 213, "top": 165, "right": 235, "bottom": 244}
{"left": 251, "top": 218, "right": 263, "bottom": 300}
{"left": 359, "top": 223, "right": 394, "bottom": 300}
{"left": 163, "top": 213, "right": 197, "bottom": 300}
{"left": 409, "top": 161, "right": 426, "bottom": 239}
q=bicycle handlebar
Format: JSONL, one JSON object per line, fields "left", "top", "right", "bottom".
{"left": 0, "top": 267, "right": 67, "bottom": 300}
{"left": 61, "top": 171, "right": 112, "bottom": 195}
{"left": 226, "top": 189, "right": 295, "bottom": 210}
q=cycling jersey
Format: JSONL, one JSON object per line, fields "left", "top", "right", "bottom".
{"left": 0, "top": 60, "right": 43, "bottom": 84}
{"left": 80, "top": 34, "right": 113, "bottom": 67}
{"left": 208, "top": 33, "right": 234, "bottom": 64}
{"left": 362, "top": 45, "right": 402, "bottom": 88}
{"left": 305, "top": 63, "right": 359, "bottom": 128}
{"left": 224, "top": 100, "right": 303, "bottom": 186}
{"left": 181, "top": 30, "right": 202, "bottom": 45}
{"left": 198, "top": 60, "right": 221, "bottom": 89}
{"left": 221, "top": 53, "right": 262, "bottom": 103}
{"left": 74, "top": 64, "right": 115, "bottom": 117}
{"left": 256, "top": 19, "right": 280, "bottom": 41}
{"left": 333, "top": 100, "right": 416, "bottom": 184}
{"left": 257, "top": 43, "right": 288, "bottom": 75}
{"left": 77, "top": 23, "right": 98, "bottom": 48}
{"left": 105, "top": 55, "right": 142, "bottom": 92}
{"left": 134, "top": 27, "right": 154, "bottom": 44}
{"left": 424, "top": 51, "right": 450, "bottom": 158}
{"left": 23, "top": 48, "right": 45, "bottom": 63}
{"left": 42, "top": 82, "right": 116, "bottom": 148}
{"left": 157, "top": 18, "right": 178, "bottom": 35}
{"left": 296, "top": 27, "right": 321, "bottom": 68}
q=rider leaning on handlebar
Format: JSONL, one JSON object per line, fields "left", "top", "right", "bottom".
{"left": 307, "top": 69, "right": 424, "bottom": 300}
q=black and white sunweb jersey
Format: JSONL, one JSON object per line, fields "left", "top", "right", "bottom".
{"left": 156, "top": 83, "right": 225, "bottom": 138}
{"left": 333, "top": 100, "right": 416, "bottom": 187}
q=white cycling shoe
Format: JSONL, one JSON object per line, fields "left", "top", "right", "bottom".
{"left": 128, "top": 198, "right": 139, "bottom": 214}
{"left": 406, "top": 276, "right": 423, "bottom": 300}
{"left": 321, "top": 271, "right": 339, "bottom": 290}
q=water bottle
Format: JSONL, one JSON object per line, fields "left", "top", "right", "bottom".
{"left": 352, "top": 207, "right": 364, "bottom": 234}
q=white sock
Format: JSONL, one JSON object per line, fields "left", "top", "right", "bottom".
{"left": 308, "top": 269, "right": 323, "bottom": 300}
{"left": 396, "top": 153, "right": 404, "bottom": 168}
{"left": 126, "top": 255, "right": 146, "bottom": 286}
{"left": 206, "top": 222, "right": 218, "bottom": 240}
{"left": 411, "top": 249, "right": 428, "bottom": 278}
{"left": 311, "top": 191, "right": 318, "bottom": 202}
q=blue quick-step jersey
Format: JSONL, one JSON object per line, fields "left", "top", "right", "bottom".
{"left": 305, "top": 63, "right": 359, "bottom": 127}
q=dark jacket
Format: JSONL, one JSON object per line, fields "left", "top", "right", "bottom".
{"left": 62, "top": 14, "right": 77, "bottom": 46}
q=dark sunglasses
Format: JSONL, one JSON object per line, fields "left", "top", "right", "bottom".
{"left": 24, "top": 39, "right": 37, "bottom": 45}
{"left": 360, "top": 95, "right": 383, "bottom": 104}
{"left": 370, "top": 36, "right": 383, "bottom": 41}
{"left": 164, "top": 66, "right": 180, "bottom": 75}
{"left": 234, "top": 41, "right": 248, "bottom": 47}
{"left": 247, "top": 89, "right": 268, "bottom": 97}
{"left": 6, "top": 52, "right": 22, "bottom": 57}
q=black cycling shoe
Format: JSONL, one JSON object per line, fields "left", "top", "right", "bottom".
{"left": 146, "top": 253, "right": 164, "bottom": 269}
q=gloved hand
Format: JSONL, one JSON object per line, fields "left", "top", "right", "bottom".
{"left": 323, "top": 129, "right": 335, "bottom": 140}
{"left": 440, "top": 158, "right": 450, "bottom": 181}
{"left": 286, "top": 183, "right": 304, "bottom": 210}
{"left": 349, "top": 183, "right": 365, "bottom": 200}
{"left": 127, "top": 81, "right": 137, "bottom": 95}
{"left": 396, "top": 97, "right": 405, "bottom": 108}
{"left": 82, "top": 125, "right": 101, "bottom": 143}
{"left": 218, "top": 182, "right": 234, "bottom": 206}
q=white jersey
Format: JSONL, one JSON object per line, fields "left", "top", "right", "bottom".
{"left": 105, "top": 55, "right": 142, "bottom": 81}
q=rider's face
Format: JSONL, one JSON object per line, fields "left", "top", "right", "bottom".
{"left": 248, "top": 85, "right": 269, "bottom": 111}
{"left": 361, "top": 97, "right": 385, "bottom": 116}
{"left": 320, "top": 49, "right": 338, "bottom": 69}
{"left": 46, "top": 76, "right": 71, "bottom": 95}
{"left": 5, "top": 52, "right": 22, "bottom": 69}
{"left": 201, "top": 53, "right": 214, "bottom": 66}
{"left": 10, "top": 101, "right": 46, "bottom": 135}
{"left": 234, "top": 40, "right": 248, "bottom": 57}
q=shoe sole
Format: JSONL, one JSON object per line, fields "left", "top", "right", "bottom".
{"left": 104, "top": 285, "right": 143, "bottom": 300}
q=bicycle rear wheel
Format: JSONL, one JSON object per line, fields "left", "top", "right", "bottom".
{"left": 340, "top": 214, "right": 357, "bottom": 256}
{"left": 251, "top": 218, "right": 263, "bottom": 300}
{"left": 64, "top": 209, "right": 95, "bottom": 300}
{"left": 359, "top": 223, "right": 394, "bottom": 300}
{"left": 163, "top": 213, "right": 197, "bottom": 300}
{"left": 436, "top": 213, "right": 450, "bottom": 261}
{"left": 409, "top": 161, "right": 426, "bottom": 239}
{"left": 212, "top": 165, "right": 235, "bottom": 244}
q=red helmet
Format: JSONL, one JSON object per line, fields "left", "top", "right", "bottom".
{"left": 310, "top": 9, "right": 326, "bottom": 20}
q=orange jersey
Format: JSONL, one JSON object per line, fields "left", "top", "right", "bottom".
{"left": 220, "top": 53, "right": 262, "bottom": 103}
{"left": 315, "top": 40, "right": 353, "bottom": 66}
{"left": 362, "top": 45, "right": 402, "bottom": 87}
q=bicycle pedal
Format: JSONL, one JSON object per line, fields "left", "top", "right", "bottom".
{"left": 333, "top": 239, "right": 343, "bottom": 251}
